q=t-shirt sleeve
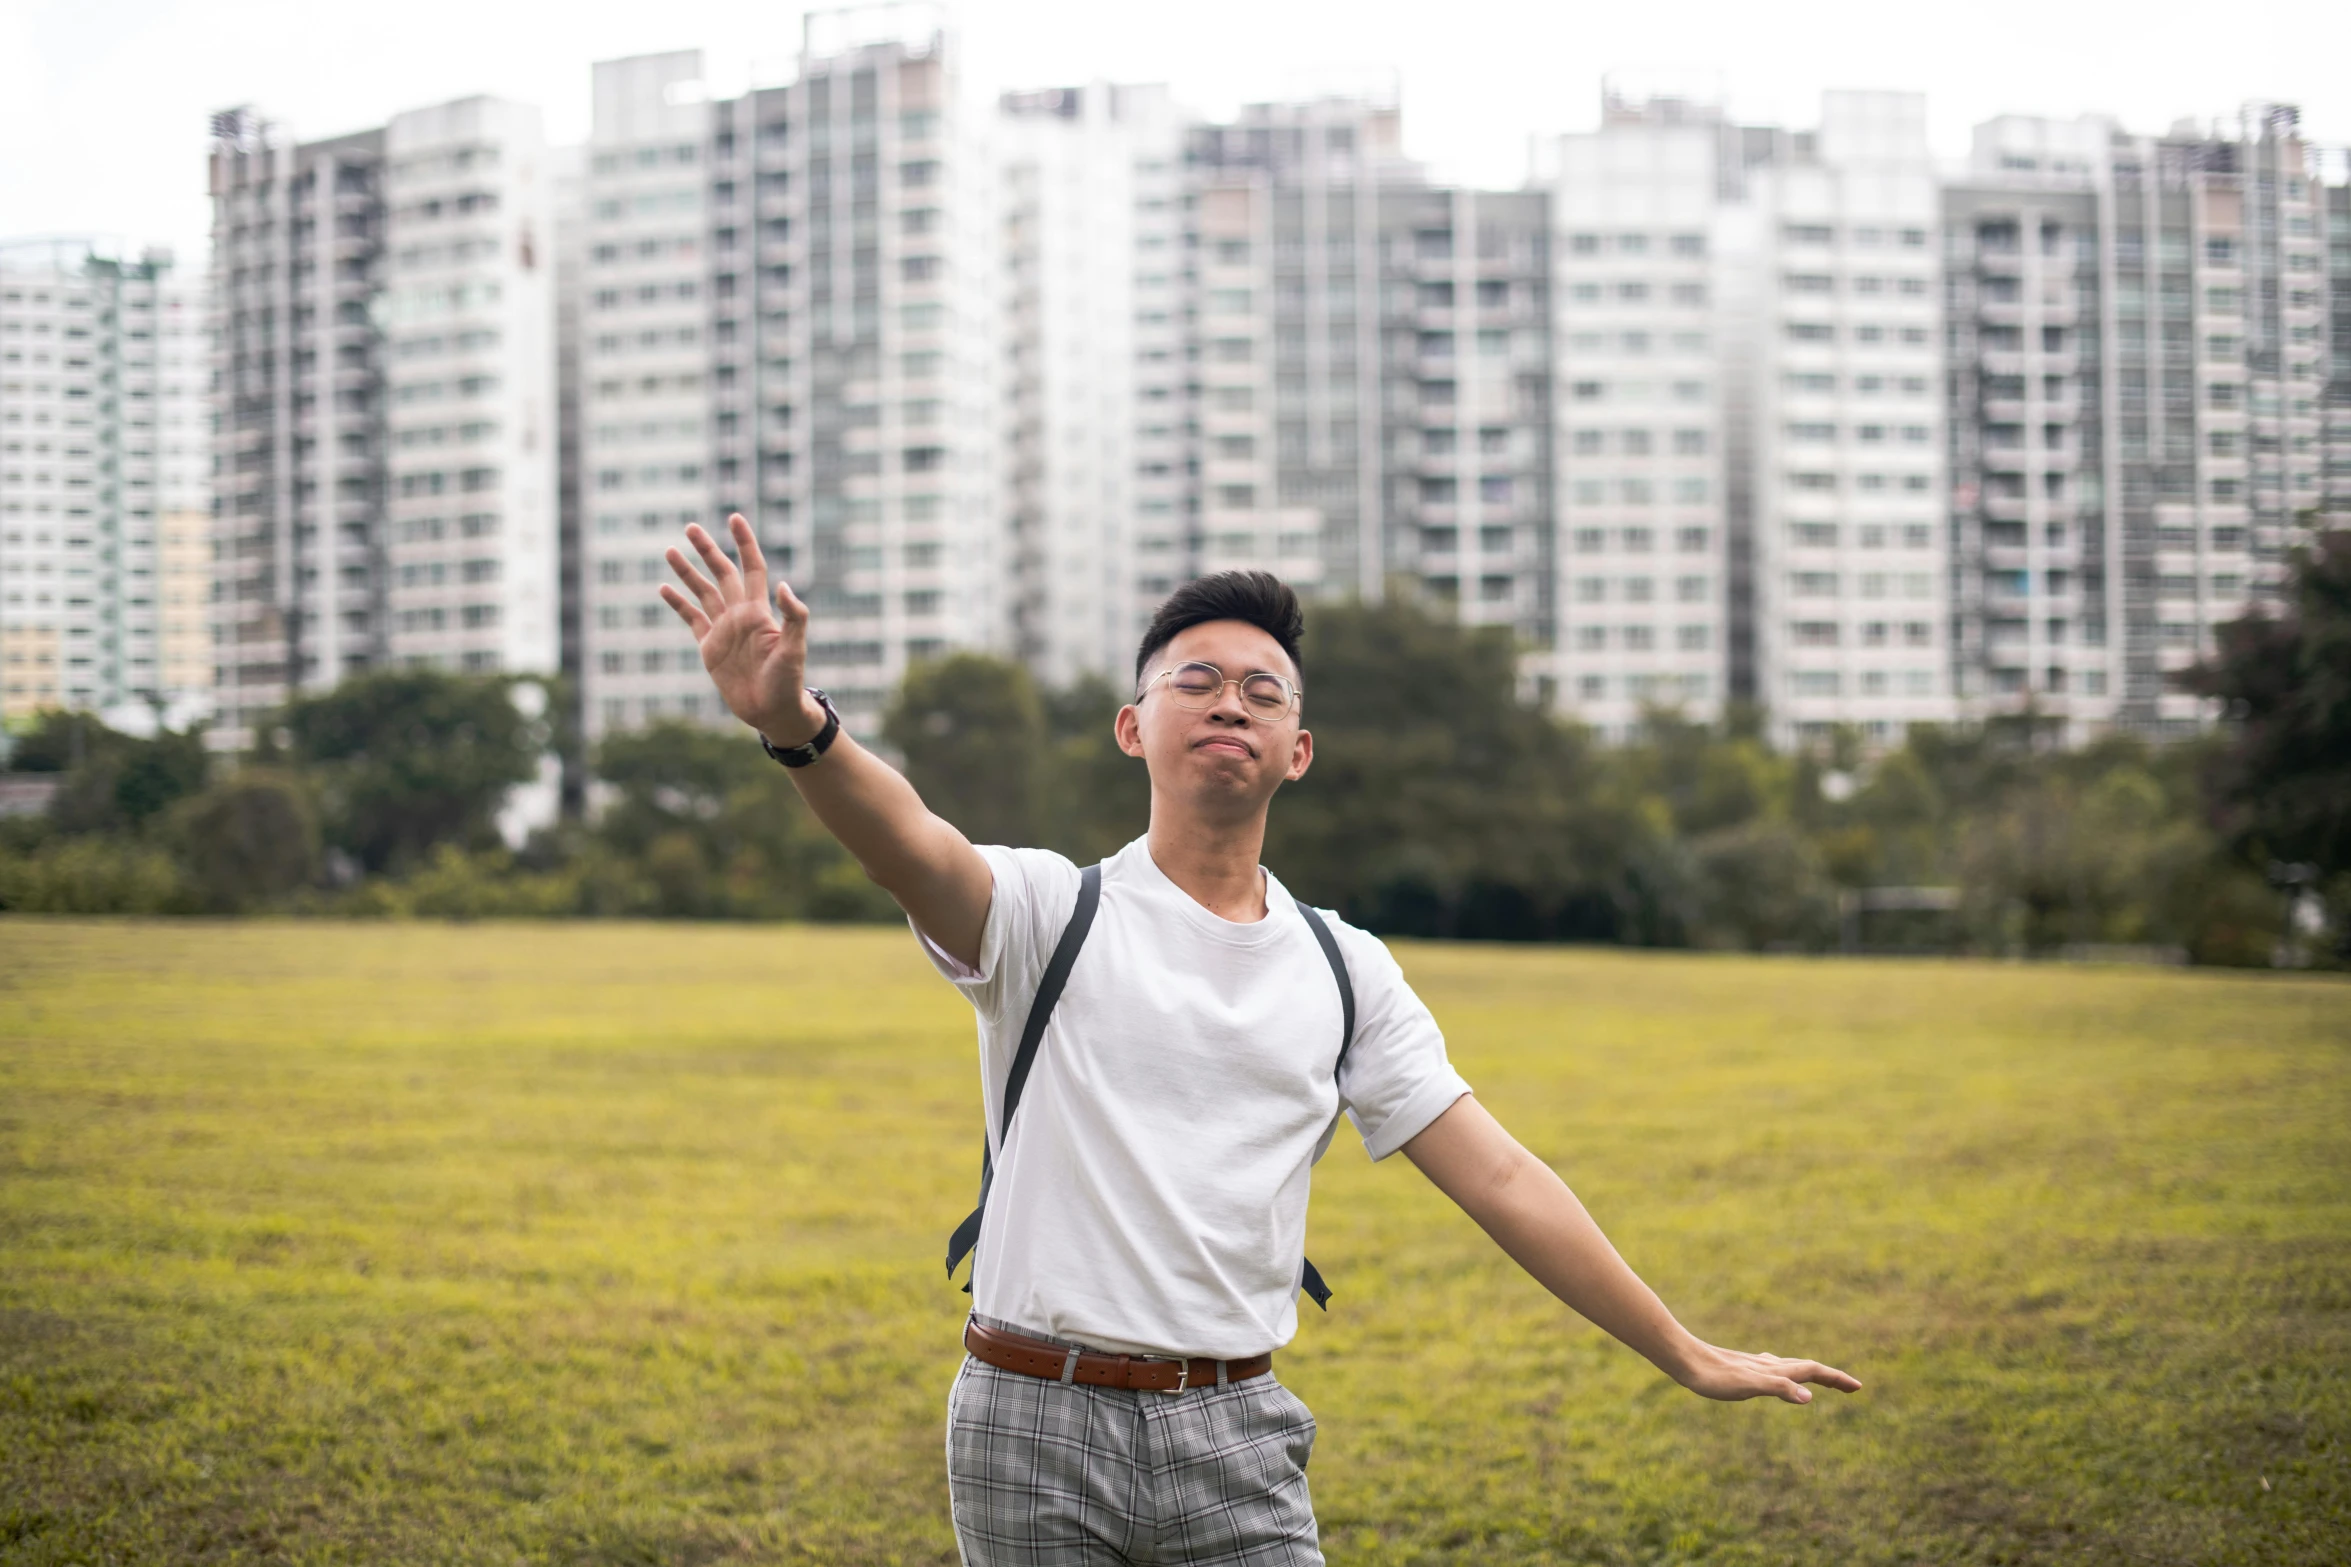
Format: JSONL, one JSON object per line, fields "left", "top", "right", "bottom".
{"left": 913, "top": 845, "right": 1083, "bottom": 1025}
{"left": 1328, "top": 921, "right": 1472, "bottom": 1162}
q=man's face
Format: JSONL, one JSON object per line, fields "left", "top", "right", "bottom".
{"left": 1115, "top": 619, "right": 1313, "bottom": 815}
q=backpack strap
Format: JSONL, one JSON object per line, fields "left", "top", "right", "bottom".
{"left": 1293, "top": 900, "right": 1356, "bottom": 1310}
{"left": 945, "top": 862, "right": 1102, "bottom": 1285}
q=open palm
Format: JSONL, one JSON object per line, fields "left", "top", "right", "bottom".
{"left": 658, "top": 514, "right": 820, "bottom": 743}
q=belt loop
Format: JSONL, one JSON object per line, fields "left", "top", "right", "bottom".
{"left": 1059, "top": 1345, "right": 1079, "bottom": 1386}
{"left": 1215, "top": 1358, "right": 1229, "bottom": 1388}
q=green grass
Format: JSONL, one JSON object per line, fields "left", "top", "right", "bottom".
{"left": 1, "top": 920, "right": 2346, "bottom": 1565}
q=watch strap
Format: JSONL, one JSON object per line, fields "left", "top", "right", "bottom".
{"left": 759, "top": 689, "right": 841, "bottom": 768}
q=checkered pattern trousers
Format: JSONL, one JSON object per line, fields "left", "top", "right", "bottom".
{"left": 946, "top": 1316, "right": 1323, "bottom": 1566}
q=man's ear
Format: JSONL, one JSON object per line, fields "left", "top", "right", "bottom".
{"left": 1284, "top": 727, "right": 1313, "bottom": 782}
{"left": 1115, "top": 703, "right": 1146, "bottom": 758}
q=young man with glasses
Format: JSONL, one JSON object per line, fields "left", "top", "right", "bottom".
{"left": 661, "top": 516, "right": 1857, "bottom": 1566}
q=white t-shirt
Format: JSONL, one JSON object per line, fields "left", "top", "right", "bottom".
{"left": 919, "top": 833, "right": 1470, "bottom": 1359}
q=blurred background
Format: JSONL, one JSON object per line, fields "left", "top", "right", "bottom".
{"left": 0, "top": 0, "right": 2346, "bottom": 960}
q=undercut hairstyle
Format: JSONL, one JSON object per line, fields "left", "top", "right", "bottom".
{"left": 1133, "top": 570, "right": 1306, "bottom": 691}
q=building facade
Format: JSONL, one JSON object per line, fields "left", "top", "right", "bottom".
{"left": 206, "top": 113, "right": 389, "bottom": 746}
{"left": 1742, "top": 92, "right": 1954, "bottom": 747}
{"left": 1945, "top": 105, "right": 2342, "bottom": 739}
{"left": 997, "top": 82, "right": 1183, "bottom": 689}
{"left": 1533, "top": 95, "right": 1734, "bottom": 734}
{"left": 1, "top": 241, "right": 209, "bottom": 724}
{"left": 381, "top": 96, "right": 559, "bottom": 677}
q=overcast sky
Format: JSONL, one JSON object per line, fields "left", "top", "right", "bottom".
{"left": 4, "top": 0, "right": 2345, "bottom": 272}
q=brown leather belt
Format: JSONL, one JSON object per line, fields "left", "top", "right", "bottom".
{"left": 963, "top": 1319, "right": 1272, "bottom": 1394}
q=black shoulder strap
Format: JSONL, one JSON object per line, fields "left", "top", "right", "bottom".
{"left": 944, "top": 862, "right": 1102, "bottom": 1283}
{"left": 1294, "top": 901, "right": 1356, "bottom": 1078}
{"left": 1294, "top": 900, "right": 1356, "bottom": 1310}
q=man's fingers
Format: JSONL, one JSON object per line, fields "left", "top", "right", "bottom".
{"left": 685, "top": 523, "right": 743, "bottom": 602}
{"left": 658, "top": 584, "right": 712, "bottom": 638}
{"left": 666, "top": 547, "right": 724, "bottom": 616}
{"left": 1768, "top": 1356, "right": 1860, "bottom": 1394}
{"left": 1776, "top": 1379, "right": 1813, "bottom": 1405}
{"left": 775, "top": 576, "right": 809, "bottom": 625}
{"left": 729, "top": 514, "right": 769, "bottom": 602}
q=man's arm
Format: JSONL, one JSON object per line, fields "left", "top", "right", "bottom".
{"left": 659, "top": 515, "right": 993, "bottom": 964}
{"left": 1401, "top": 1095, "right": 1860, "bottom": 1404}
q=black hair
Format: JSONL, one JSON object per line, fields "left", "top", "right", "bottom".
{"left": 1133, "top": 570, "right": 1306, "bottom": 690}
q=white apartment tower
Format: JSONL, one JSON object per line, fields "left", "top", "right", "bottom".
{"left": 1946, "top": 105, "right": 2341, "bottom": 739}
{"left": 578, "top": 50, "right": 723, "bottom": 735}
{"left": 207, "top": 97, "right": 555, "bottom": 747}
{"left": 1533, "top": 95, "right": 1732, "bottom": 734}
{"left": 997, "top": 83, "right": 1184, "bottom": 688}
{"left": 381, "top": 97, "right": 559, "bottom": 677}
{"left": 1745, "top": 92, "right": 1952, "bottom": 747}
{"left": 207, "top": 113, "right": 389, "bottom": 746}
{"left": 1944, "top": 115, "right": 2121, "bottom": 740}
{"left": 0, "top": 242, "right": 209, "bottom": 722}
{"left": 577, "top": 10, "right": 1001, "bottom": 740}
{"left": 740, "top": 7, "right": 1001, "bottom": 733}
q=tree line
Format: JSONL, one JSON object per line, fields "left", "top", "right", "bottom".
{"left": 4, "top": 535, "right": 2345, "bottom": 966}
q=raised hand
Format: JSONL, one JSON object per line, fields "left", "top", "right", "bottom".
{"left": 1671, "top": 1342, "right": 1862, "bottom": 1405}
{"left": 658, "top": 514, "right": 825, "bottom": 745}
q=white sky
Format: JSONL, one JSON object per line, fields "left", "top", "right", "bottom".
{"left": 3, "top": 0, "right": 2346, "bottom": 272}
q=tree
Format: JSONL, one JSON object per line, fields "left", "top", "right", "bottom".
{"left": 2187, "top": 530, "right": 2351, "bottom": 957}
{"left": 1264, "top": 596, "right": 1671, "bottom": 941}
{"left": 589, "top": 718, "right": 890, "bottom": 920}
{"left": 883, "top": 654, "right": 1045, "bottom": 849}
{"left": 8, "top": 711, "right": 210, "bottom": 837}
{"left": 1036, "top": 677, "right": 1151, "bottom": 866}
{"left": 170, "top": 772, "right": 321, "bottom": 912}
{"left": 266, "top": 671, "right": 549, "bottom": 875}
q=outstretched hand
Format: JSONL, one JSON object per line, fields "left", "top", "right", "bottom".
{"left": 1672, "top": 1341, "right": 1861, "bottom": 1405}
{"left": 658, "top": 514, "right": 824, "bottom": 745}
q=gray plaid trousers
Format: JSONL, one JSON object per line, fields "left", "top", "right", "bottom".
{"left": 945, "top": 1323, "right": 1323, "bottom": 1565}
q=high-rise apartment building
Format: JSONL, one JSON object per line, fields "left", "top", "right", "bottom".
{"left": 737, "top": 8, "right": 1002, "bottom": 734}
{"left": 577, "top": 50, "right": 723, "bottom": 736}
{"left": 998, "top": 82, "right": 1183, "bottom": 688}
{"left": 1533, "top": 94, "right": 1734, "bottom": 734}
{"left": 0, "top": 240, "right": 208, "bottom": 723}
{"left": 207, "top": 97, "right": 555, "bottom": 747}
{"left": 1186, "top": 97, "right": 1556, "bottom": 661}
{"left": 380, "top": 97, "right": 559, "bottom": 677}
{"left": 1945, "top": 105, "right": 2340, "bottom": 739}
{"left": 577, "top": 10, "right": 1000, "bottom": 740}
{"left": 207, "top": 112, "right": 389, "bottom": 744}
{"left": 1944, "top": 115, "right": 2120, "bottom": 741}
{"left": 1741, "top": 92, "right": 1952, "bottom": 747}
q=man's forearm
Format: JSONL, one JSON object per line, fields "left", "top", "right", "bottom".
{"left": 766, "top": 699, "right": 990, "bottom": 963}
{"left": 1404, "top": 1098, "right": 1700, "bottom": 1382}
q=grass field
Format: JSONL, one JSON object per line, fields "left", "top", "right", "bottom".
{"left": 1, "top": 920, "right": 2347, "bottom": 1566}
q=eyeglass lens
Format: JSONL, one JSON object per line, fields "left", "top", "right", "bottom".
{"left": 1166, "top": 662, "right": 1293, "bottom": 714}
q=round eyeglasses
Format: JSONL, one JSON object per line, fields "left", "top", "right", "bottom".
{"left": 1140, "top": 661, "right": 1302, "bottom": 718}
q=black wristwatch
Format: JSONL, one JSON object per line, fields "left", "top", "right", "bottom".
{"left": 759, "top": 688, "right": 842, "bottom": 768}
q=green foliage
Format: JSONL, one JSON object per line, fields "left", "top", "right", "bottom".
{"left": 7, "top": 710, "right": 210, "bottom": 837}
{"left": 166, "top": 770, "right": 322, "bottom": 913}
{"left": 1268, "top": 597, "right": 1672, "bottom": 941}
{"left": 587, "top": 718, "right": 895, "bottom": 921}
{"left": 1034, "top": 676, "right": 1151, "bottom": 865}
{"left": 884, "top": 653, "right": 1047, "bottom": 848}
{"left": 2190, "top": 530, "right": 2351, "bottom": 957}
{"left": 265, "top": 669, "right": 550, "bottom": 875}
{"left": 2, "top": 923, "right": 2346, "bottom": 1562}
{"left": 0, "top": 836, "right": 189, "bottom": 913}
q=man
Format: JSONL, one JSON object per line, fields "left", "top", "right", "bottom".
{"left": 661, "top": 516, "right": 1858, "bottom": 1565}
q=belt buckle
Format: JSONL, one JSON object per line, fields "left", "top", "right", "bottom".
{"left": 1152, "top": 1359, "right": 1189, "bottom": 1395}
